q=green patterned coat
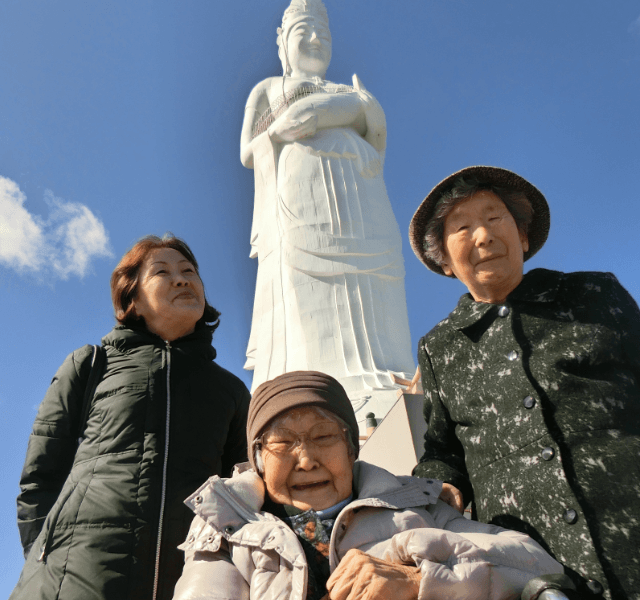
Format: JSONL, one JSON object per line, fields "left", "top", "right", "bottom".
{"left": 413, "top": 268, "right": 640, "bottom": 599}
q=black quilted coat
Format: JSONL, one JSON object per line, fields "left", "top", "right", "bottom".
{"left": 12, "top": 325, "right": 250, "bottom": 600}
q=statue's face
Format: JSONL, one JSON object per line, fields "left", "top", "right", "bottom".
{"left": 286, "top": 18, "right": 331, "bottom": 77}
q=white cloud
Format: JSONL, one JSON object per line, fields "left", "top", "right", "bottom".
{"left": 630, "top": 15, "right": 640, "bottom": 35}
{"left": 43, "top": 190, "right": 113, "bottom": 278}
{"left": 0, "top": 175, "right": 112, "bottom": 280}
{"left": 0, "top": 176, "right": 45, "bottom": 271}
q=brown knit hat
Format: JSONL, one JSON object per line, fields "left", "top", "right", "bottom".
{"left": 247, "top": 371, "right": 359, "bottom": 472}
{"left": 409, "top": 166, "right": 550, "bottom": 275}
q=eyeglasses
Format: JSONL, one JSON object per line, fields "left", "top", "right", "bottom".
{"left": 259, "top": 422, "right": 347, "bottom": 456}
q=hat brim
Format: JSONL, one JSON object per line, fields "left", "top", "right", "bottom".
{"left": 409, "top": 166, "right": 550, "bottom": 276}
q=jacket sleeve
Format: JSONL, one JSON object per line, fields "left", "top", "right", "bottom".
{"left": 605, "top": 273, "right": 640, "bottom": 384}
{"left": 173, "top": 516, "right": 250, "bottom": 600}
{"left": 173, "top": 550, "right": 250, "bottom": 600}
{"left": 385, "top": 503, "right": 563, "bottom": 600}
{"left": 412, "top": 336, "right": 473, "bottom": 505}
{"left": 220, "top": 383, "right": 251, "bottom": 478}
{"left": 16, "top": 345, "right": 93, "bottom": 557}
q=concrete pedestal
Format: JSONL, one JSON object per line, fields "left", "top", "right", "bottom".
{"left": 349, "top": 387, "right": 406, "bottom": 437}
{"left": 358, "top": 393, "right": 427, "bottom": 476}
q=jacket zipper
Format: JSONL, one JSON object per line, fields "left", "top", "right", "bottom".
{"left": 152, "top": 341, "right": 172, "bottom": 600}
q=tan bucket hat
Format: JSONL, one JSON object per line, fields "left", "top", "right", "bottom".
{"left": 409, "top": 166, "right": 550, "bottom": 276}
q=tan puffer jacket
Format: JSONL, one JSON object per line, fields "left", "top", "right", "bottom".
{"left": 173, "top": 461, "right": 562, "bottom": 600}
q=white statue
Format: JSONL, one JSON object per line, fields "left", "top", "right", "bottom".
{"left": 241, "top": 0, "right": 414, "bottom": 395}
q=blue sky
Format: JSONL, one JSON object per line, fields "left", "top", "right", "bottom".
{"left": 1, "top": 0, "right": 639, "bottom": 593}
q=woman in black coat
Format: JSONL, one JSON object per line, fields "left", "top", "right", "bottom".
{"left": 12, "top": 235, "right": 251, "bottom": 600}
{"left": 409, "top": 166, "right": 640, "bottom": 599}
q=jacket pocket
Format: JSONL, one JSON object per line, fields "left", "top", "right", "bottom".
{"left": 36, "top": 477, "right": 80, "bottom": 563}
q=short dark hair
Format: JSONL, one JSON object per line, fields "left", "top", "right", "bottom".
{"left": 110, "top": 234, "right": 220, "bottom": 331}
{"left": 424, "top": 176, "right": 534, "bottom": 268}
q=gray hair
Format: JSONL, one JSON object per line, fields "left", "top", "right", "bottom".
{"left": 252, "top": 406, "right": 356, "bottom": 475}
{"left": 423, "top": 176, "right": 534, "bottom": 267}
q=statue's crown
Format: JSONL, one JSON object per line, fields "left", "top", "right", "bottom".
{"left": 280, "top": 0, "right": 329, "bottom": 31}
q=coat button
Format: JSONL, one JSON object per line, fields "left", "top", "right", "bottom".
{"left": 194, "top": 495, "right": 203, "bottom": 505}
{"left": 523, "top": 395, "right": 536, "bottom": 409}
{"left": 541, "top": 447, "right": 555, "bottom": 461}
{"left": 585, "top": 579, "right": 603, "bottom": 595}
{"left": 188, "top": 535, "right": 195, "bottom": 543}
{"left": 507, "top": 350, "right": 519, "bottom": 361}
{"left": 498, "top": 306, "right": 510, "bottom": 317}
{"left": 224, "top": 526, "right": 235, "bottom": 535}
{"left": 563, "top": 508, "right": 578, "bottom": 524}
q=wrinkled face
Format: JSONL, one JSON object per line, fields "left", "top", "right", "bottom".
{"left": 261, "top": 407, "right": 354, "bottom": 511}
{"left": 133, "top": 248, "right": 205, "bottom": 340}
{"left": 286, "top": 18, "right": 332, "bottom": 77}
{"left": 441, "top": 190, "right": 529, "bottom": 303}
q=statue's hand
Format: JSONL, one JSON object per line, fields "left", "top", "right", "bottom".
{"left": 268, "top": 111, "right": 318, "bottom": 143}
{"left": 267, "top": 92, "right": 367, "bottom": 143}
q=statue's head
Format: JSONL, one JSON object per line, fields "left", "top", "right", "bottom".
{"left": 277, "top": 0, "right": 331, "bottom": 78}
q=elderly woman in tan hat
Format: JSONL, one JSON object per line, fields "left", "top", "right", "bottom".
{"left": 172, "top": 370, "right": 562, "bottom": 600}
{"left": 409, "top": 166, "right": 640, "bottom": 599}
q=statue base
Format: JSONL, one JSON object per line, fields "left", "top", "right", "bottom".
{"left": 348, "top": 386, "right": 407, "bottom": 438}
{"left": 358, "top": 392, "right": 427, "bottom": 476}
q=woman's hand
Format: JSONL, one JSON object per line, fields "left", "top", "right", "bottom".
{"left": 439, "top": 483, "right": 464, "bottom": 514}
{"left": 322, "top": 549, "right": 421, "bottom": 600}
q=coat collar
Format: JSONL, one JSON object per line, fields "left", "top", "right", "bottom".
{"left": 184, "top": 461, "right": 442, "bottom": 534}
{"left": 102, "top": 324, "right": 217, "bottom": 359}
{"left": 182, "top": 463, "right": 443, "bottom": 579}
{"left": 447, "top": 268, "right": 564, "bottom": 331}
{"left": 352, "top": 461, "right": 441, "bottom": 510}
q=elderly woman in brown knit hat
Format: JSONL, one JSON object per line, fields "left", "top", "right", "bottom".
{"left": 173, "top": 370, "right": 562, "bottom": 600}
{"left": 409, "top": 166, "right": 640, "bottom": 599}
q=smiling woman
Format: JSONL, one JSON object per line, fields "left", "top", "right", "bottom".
{"left": 131, "top": 247, "right": 207, "bottom": 341}
{"left": 258, "top": 409, "right": 354, "bottom": 511}
{"left": 409, "top": 166, "right": 640, "bottom": 598}
{"left": 11, "top": 234, "right": 250, "bottom": 600}
{"left": 110, "top": 235, "right": 219, "bottom": 340}
{"left": 173, "top": 370, "right": 563, "bottom": 600}
{"left": 439, "top": 190, "right": 530, "bottom": 303}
